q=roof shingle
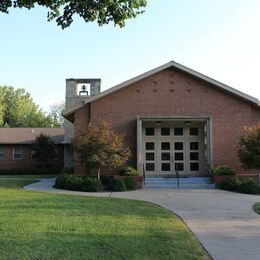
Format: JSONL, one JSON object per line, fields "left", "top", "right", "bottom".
{"left": 0, "top": 128, "right": 64, "bottom": 144}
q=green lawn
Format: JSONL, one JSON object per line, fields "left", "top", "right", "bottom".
{"left": 0, "top": 174, "right": 57, "bottom": 179}
{"left": 0, "top": 179, "right": 37, "bottom": 189}
{"left": 253, "top": 203, "right": 260, "bottom": 215}
{"left": 0, "top": 179, "right": 209, "bottom": 259}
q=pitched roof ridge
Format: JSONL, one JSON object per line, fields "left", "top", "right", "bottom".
{"left": 63, "top": 61, "right": 260, "bottom": 118}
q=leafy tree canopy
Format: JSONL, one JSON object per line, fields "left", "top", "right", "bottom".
{"left": 73, "top": 121, "right": 130, "bottom": 179}
{"left": 49, "top": 102, "right": 65, "bottom": 128}
{"left": 32, "top": 133, "right": 57, "bottom": 164}
{"left": 0, "top": 85, "right": 60, "bottom": 127}
{"left": 238, "top": 125, "right": 260, "bottom": 172}
{"left": 0, "top": 0, "right": 147, "bottom": 29}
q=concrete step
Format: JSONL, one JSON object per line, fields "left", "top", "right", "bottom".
{"left": 145, "top": 177, "right": 211, "bottom": 183}
{"left": 144, "top": 177, "right": 215, "bottom": 189}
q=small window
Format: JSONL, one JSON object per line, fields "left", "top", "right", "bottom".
{"left": 31, "top": 150, "right": 38, "bottom": 160}
{"left": 145, "top": 128, "right": 155, "bottom": 136}
{"left": 190, "top": 127, "right": 199, "bottom": 136}
{"left": 161, "top": 142, "right": 170, "bottom": 150}
{"left": 161, "top": 152, "right": 170, "bottom": 161}
{"left": 190, "top": 152, "right": 199, "bottom": 161}
{"left": 13, "top": 148, "right": 22, "bottom": 160}
{"left": 175, "top": 152, "right": 183, "bottom": 161}
{"left": 146, "top": 153, "right": 155, "bottom": 161}
{"left": 190, "top": 163, "right": 199, "bottom": 171}
{"left": 174, "top": 142, "right": 183, "bottom": 150}
{"left": 175, "top": 163, "right": 184, "bottom": 171}
{"left": 0, "top": 147, "right": 4, "bottom": 160}
{"left": 161, "top": 127, "right": 170, "bottom": 136}
{"left": 146, "top": 163, "right": 155, "bottom": 171}
{"left": 146, "top": 142, "right": 155, "bottom": 150}
{"left": 174, "top": 128, "right": 183, "bottom": 136}
{"left": 190, "top": 142, "right": 199, "bottom": 150}
{"left": 161, "top": 163, "right": 170, "bottom": 171}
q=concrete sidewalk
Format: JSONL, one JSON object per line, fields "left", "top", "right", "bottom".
{"left": 25, "top": 178, "right": 260, "bottom": 260}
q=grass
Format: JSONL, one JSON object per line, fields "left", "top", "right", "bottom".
{"left": 0, "top": 179, "right": 37, "bottom": 189}
{"left": 0, "top": 175, "right": 57, "bottom": 179}
{"left": 0, "top": 179, "right": 209, "bottom": 259}
{"left": 253, "top": 203, "right": 260, "bottom": 215}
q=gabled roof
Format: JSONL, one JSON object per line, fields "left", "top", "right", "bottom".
{"left": 63, "top": 61, "right": 260, "bottom": 118}
{"left": 0, "top": 128, "right": 64, "bottom": 144}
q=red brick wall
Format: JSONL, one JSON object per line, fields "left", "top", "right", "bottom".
{"left": 74, "top": 104, "right": 90, "bottom": 175}
{"left": 0, "top": 144, "right": 64, "bottom": 169}
{"left": 74, "top": 67, "right": 260, "bottom": 176}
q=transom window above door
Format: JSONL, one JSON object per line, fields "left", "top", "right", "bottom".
{"left": 145, "top": 127, "right": 155, "bottom": 136}
{"left": 161, "top": 127, "right": 170, "bottom": 136}
{"left": 174, "top": 127, "right": 183, "bottom": 136}
{"left": 189, "top": 127, "right": 199, "bottom": 136}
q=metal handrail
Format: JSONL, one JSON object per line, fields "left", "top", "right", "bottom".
{"left": 206, "top": 163, "right": 214, "bottom": 184}
{"left": 175, "top": 162, "right": 180, "bottom": 187}
{"left": 142, "top": 163, "right": 146, "bottom": 186}
{"left": 171, "top": 154, "right": 180, "bottom": 187}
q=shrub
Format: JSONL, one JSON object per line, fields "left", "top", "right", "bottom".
{"left": 218, "top": 177, "right": 241, "bottom": 191}
{"left": 214, "top": 165, "right": 235, "bottom": 176}
{"left": 238, "top": 125, "right": 260, "bottom": 172}
{"left": 81, "top": 177, "right": 103, "bottom": 192}
{"left": 60, "top": 167, "right": 74, "bottom": 175}
{"left": 120, "top": 166, "right": 138, "bottom": 176}
{"left": 238, "top": 179, "right": 259, "bottom": 194}
{"left": 124, "top": 177, "right": 137, "bottom": 190}
{"left": 54, "top": 174, "right": 82, "bottom": 191}
{"left": 108, "top": 179, "right": 126, "bottom": 191}
{"left": 100, "top": 175, "right": 114, "bottom": 188}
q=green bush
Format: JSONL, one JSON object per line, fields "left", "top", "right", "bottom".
{"left": 81, "top": 177, "right": 103, "bottom": 192}
{"left": 238, "top": 179, "right": 259, "bottom": 194}
{"left": 218, "top": 177, "right": 241, "bottom": 191}
{"left": 60, "top": 167, "right": 74, "bottom": 175}
{"left": 214, "top": 165, "right": 235, "bottom": 176}
{"left": 0, "top": 167, "right": 61, "bottom": 175}
{"left": 108, "top": 179, "right": 127, "bottom": 191}
{"left": 124, "top": 177, "right": 137, "bottom": 190}
{"left": 54, "top": 174, "right": 83, "bottom": 191}
{"left": 54, "top": 174, "right": 103, "bottom": 192}
{"left": 120, "top": 166, "right": 138, "bottom": 176}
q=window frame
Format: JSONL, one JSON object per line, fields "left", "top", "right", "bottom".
{"left": 13, "top": 147, "right": 22, "bottom": 160}
{"left": 0, "top": 147, "right": 4, "bottom": 160}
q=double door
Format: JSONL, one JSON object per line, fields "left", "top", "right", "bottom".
{"left": 143, "top": 125, "right": 204, "bottom": 176}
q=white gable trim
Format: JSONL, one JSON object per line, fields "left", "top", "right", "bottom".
{"left": 63, "top": 61, "right": 259, "bottom": 117}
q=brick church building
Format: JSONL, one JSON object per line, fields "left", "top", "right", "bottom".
{"left": 63, "top": 61, "right": 260, "bottom": 177}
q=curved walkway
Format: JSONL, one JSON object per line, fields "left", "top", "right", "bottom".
{"left": 25, "top": 178, "right": 260, "bottom": 260}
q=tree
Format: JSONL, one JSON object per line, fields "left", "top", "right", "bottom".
{"left": 0, "top": 85, "right": 57, "bottom": 127}
{"left": 0, "top": 0, "right": 147, "bottom": 29}
{"left": 238, "top": 125, "right": 260, "bottom": 173}
{"left": 49, "top": 102, "right": 65, "bottom": 128}
{"left": 73, "top": 121, "right": 130, "bottom": 179}
{"left": 32, "top": 134, "right": 57, "bottom": 167}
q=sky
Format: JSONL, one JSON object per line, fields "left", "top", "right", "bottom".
{"left": 0, "top": 0, "right": 260, "bottom": 112}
